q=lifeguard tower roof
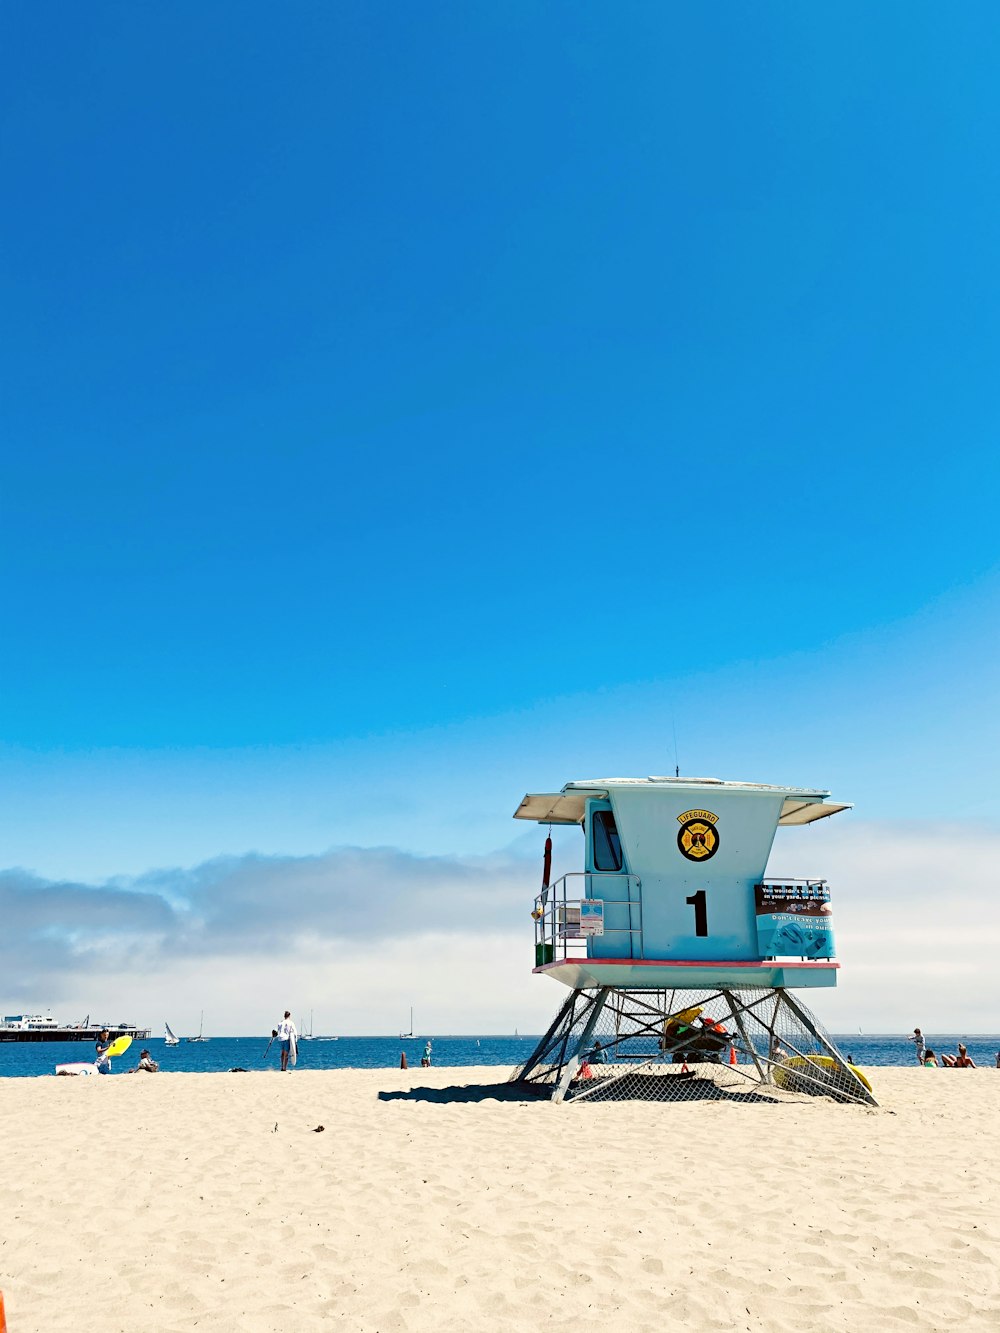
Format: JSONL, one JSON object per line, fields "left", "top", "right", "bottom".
{"left": 514, "top": 776, "right": 850, "bottom": 827}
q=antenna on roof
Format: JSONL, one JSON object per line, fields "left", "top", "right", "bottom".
{"left": 672, "top": 714, "right": 679, "bottom": 779}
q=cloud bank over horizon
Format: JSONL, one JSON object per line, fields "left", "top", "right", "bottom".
{"left": 1, "top": 841, "right": 556, "bottom": 1036}
{"left": 4, "top": 820, "right": 999, "bottom": 1036}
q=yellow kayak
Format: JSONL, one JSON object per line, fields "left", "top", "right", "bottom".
{"left": 773, "top": 1054, "right": 873, "bottom": 1094}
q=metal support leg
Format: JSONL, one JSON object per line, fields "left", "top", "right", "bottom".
{"left": 515, "top": 990, "right": 579, "bottom": 1084}
{"left": 721, "top": 988, "right": 768, "bottom": 1085}
{"left": 552, "top": 988, "right": 609, "bottom": 1104}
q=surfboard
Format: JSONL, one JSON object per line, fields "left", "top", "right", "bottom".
{"left": 107, "top": 1034, "right": 133, "bottom": 1059}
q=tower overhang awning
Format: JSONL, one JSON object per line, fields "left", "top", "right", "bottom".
{"left": 778, "top": 799, "right": 852, "bottom": 826}
{"left": 513, "top": 792, "right": 603, "bottom": 824}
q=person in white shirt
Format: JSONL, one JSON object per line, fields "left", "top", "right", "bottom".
{"left": 126, "top": 1049, "right": 159, "bottom": 1074}
{"left": 275, "top": 1010, "right": 298, "bottom": 1072}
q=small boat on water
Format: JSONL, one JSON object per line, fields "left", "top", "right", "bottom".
{"left": 301, "top": 1010, "right": 316, "bottom": 1041}
{"left": 164, "top": 1022, "right": 180, "bottom": 1046}
{"left": 186, "top": 1012, "right": 209, "bottom": 1043}
{"left": 400, "top": 1007, "right": 417, "bottom": 1039}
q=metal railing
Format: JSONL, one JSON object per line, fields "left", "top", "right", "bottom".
{"left": 757, "top": 877, "right": 829, "bottom": 890}
{"left": 533, "top": 872, "right": 642, "bottom": 965}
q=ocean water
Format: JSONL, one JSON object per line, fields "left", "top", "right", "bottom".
{"left": 0, "top": 1034, "right": 539, "bottom": 1079}
{"left": 2, "top": 1032, "right": 999, "bottom": 1079}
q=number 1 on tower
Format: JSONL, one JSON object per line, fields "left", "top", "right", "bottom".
{"left": 685, "top": 889, "right": 708, "bottom": 937}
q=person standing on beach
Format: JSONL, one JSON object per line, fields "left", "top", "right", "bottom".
{"left": 910, "top": 1028, "right": 926, "bottom": 1064}
{"left": 94, "top": 1029, "right": 113, "bottom": 1075}
{"left": 421, "top": 1040, "right": 432, "bottom": 1068}
{"left": 276, "top": 1011, "right": 298, "bottom": 1072}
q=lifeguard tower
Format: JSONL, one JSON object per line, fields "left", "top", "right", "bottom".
{"left": 512, "top": 776, "right": 875, "bottom": 1106}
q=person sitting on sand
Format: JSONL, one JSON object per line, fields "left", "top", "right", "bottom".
{"left": 126, "top": 1049, "right": 159, "bottom": 1074}
{"left": 922, "top": 1049, "right": 939, "bottom": 1066}
{"left": 941, "top": 1044, "right": 976, "bottom": 1068}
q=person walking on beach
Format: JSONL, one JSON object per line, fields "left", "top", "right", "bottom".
{"left": 275, "top": 1011, "right": 298, "bottom": 1072}
{"left": 94, "top": 1029, "right": 113, "bottom": 1075}
{"left": 910, "top": 1028, "right": 926, "bottom": 1064}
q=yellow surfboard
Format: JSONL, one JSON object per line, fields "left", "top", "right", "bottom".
{"left": 106, "top": 1035, "right": 133, "bottom": 1059}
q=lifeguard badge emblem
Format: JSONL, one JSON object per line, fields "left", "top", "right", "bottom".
{"left": 677, "top": 809, "right": 720, "bottom": 862}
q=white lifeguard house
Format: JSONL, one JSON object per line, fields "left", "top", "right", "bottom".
{"left": 512, "top": 776, "right": 875, "bottom": 1106}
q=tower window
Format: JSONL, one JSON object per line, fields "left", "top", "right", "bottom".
{"left": 592, "top": 810, "right": 623, "bottom": 871}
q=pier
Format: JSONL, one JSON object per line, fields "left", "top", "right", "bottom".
{"left": 0, "top": 1015, "right": 150, "bottom": 1043}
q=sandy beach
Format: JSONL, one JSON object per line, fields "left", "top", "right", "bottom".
{"left": 1, "top": 1065, "right": 999, "bottom": 1332}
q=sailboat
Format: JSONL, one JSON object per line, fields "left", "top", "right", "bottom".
{"left": 164, "top": 1022, "right": 180, "bottom": 1047}
{"left": 186, "top": 1011, "right": 208, "bottom": 1043}
{"left": 399, "top": 1007, "right": 416, "bottom": 1039}
{"left": 301, "top": 1010, "right": 316, "bottom": 1041}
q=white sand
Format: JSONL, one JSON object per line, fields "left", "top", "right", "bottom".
{"left": 2, "top": 1066, "right": 999, "bottom": 1332}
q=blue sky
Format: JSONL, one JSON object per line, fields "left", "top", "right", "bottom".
{"left": 2, "top": 6, "right": 999, "bottom": 1029}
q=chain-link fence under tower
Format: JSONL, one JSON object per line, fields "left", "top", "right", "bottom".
{"left": 511, "top": 986, "right": 876, "bottom": 1107}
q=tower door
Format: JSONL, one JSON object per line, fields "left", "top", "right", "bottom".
{"left": 584, "top": 799, "right": 635, "bottom": 959}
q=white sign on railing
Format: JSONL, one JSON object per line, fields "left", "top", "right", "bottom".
{"left": 558, "top": 899, "right": 605, "bottom": 938}
{"left": 579, "top": 899, "right": 604, "bottom": 936}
